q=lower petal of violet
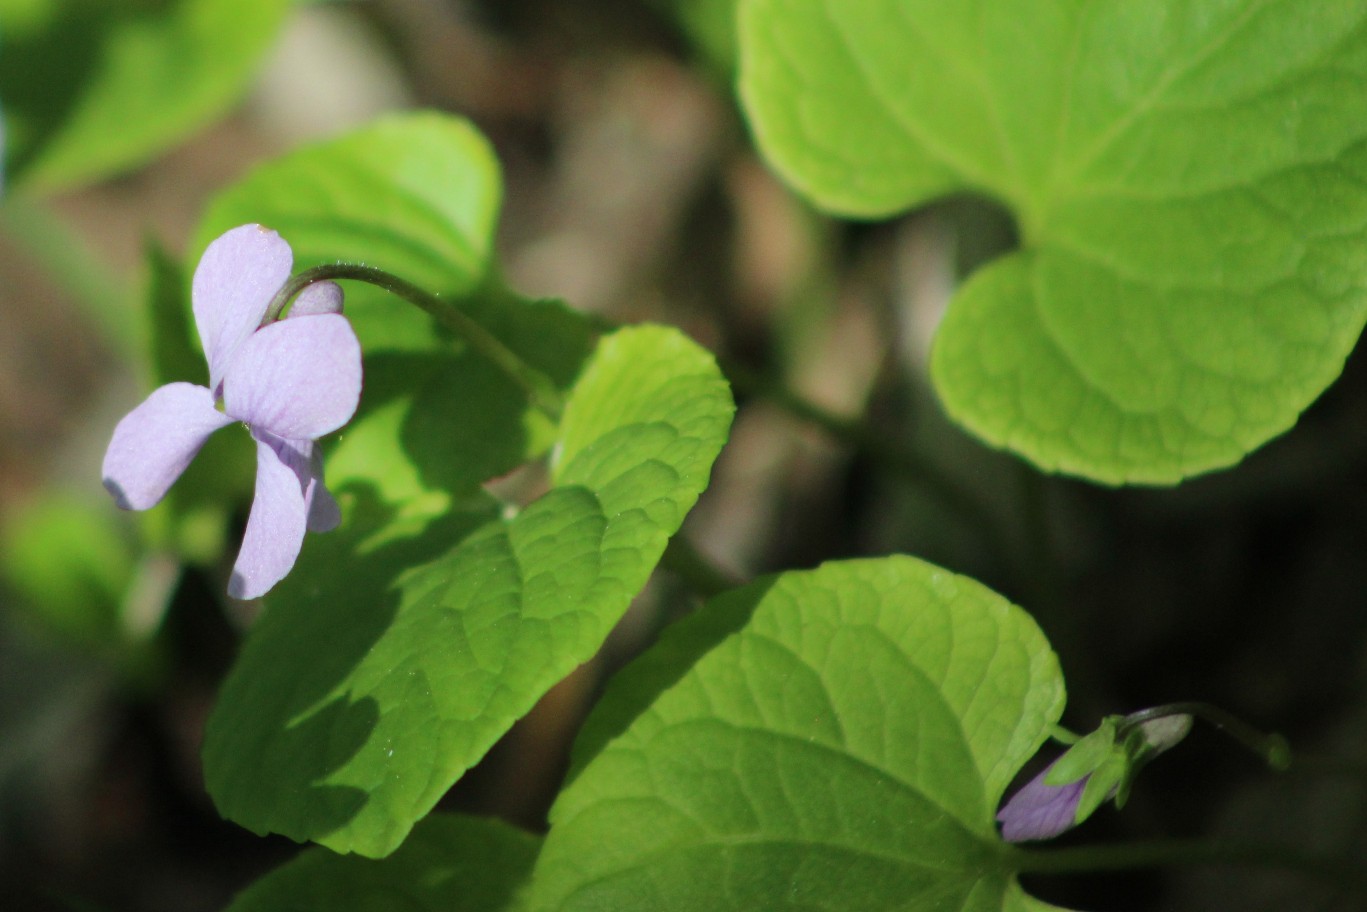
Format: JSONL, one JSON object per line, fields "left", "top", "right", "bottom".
{"left": 304, "top": 441, "right": 341, "bottom": 533}
{"left": 228, "top": 431, "right": 313, "bottom": 600}
{"left": 102, "top": 383, "right": 234, "bottom": 510}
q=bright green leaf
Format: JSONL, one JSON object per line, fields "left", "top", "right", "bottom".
{"left": 203, "top": 326, "right": 734, "bottom": 857}
{"left": 527, "top": 556, "right": 1068, "bottom": 912}
{"left": 195, "top": 111, "right": 505, "bottom": 353}
{"left": 739, "top": 0, "right": 1367, "bottom": 483}
{"left": 0, "top": 0, "right": 291, "bottom": 191}
{"left": 226, "top": 813, "right": 540, "bottom": 912}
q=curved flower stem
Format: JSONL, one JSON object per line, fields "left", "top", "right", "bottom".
{"left": 266, "top": 265, "right": 565, "bottom": 421}
{"left": 1009, "top": 838, "right": 1363, "bottom": 890}
{"left": 1118, "top": 702, "right": 1292, "bottom": 771}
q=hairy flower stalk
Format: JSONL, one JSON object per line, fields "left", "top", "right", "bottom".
{"left": 102, "top": 224, "right": 362, "bottom": 599}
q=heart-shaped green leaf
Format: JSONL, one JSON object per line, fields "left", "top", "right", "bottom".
{"left": 226, "top": 813, "right": 539, "bottom": 912}
{"left": 740, "top": 1, "right": 1367, "bottom": 483}
{"left": 203, "top": 326, "right": 735, "bottom": 857}
{"left": 527, "top": 556, "right": 1068, "bottom": 912}
{"left": 0, "top": 0, "right": 290, "bottom": 191}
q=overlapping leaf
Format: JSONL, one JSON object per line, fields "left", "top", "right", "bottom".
{"left": 740, "top": 0, "right": 1367, "bottom": 483}
{"left": 227, "top": 813, "right": 539, "bottom": 912}
{"left": 528, "top": 557, "right": 1067, "bottom": 912}
{"left": 203, "top": 326, "right": 734, "bottom": 857}
{"left": 0, "top": 0, "right": 290, "bottom": 191}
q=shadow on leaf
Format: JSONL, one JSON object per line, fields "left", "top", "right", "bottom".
{"left": 203, "top": 483, "right": 498, "bottom": 846}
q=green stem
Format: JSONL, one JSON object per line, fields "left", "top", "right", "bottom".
{"left": 267, "top": 265, "right": 565, "bottom": 421}
{"left": 1118, "top": 702, "right": 1291, "bottom": 771}
{"left": 1010, "top": 838, "right": 1363, "bottom": 889}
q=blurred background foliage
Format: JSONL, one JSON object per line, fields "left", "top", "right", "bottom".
{"left": 0, "top": 1, "right": 1365, "bottom": 910}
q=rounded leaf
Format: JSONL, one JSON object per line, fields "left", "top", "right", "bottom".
{"left": 740, "top": 0, "right": 1367, "bottom": 483}
{"left": 528, "top": 556, "right": 1068, "bottom": 911}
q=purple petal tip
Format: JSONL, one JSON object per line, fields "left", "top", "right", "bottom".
{"left": 997, "top": 765, "right": 1089, "bottom": 843}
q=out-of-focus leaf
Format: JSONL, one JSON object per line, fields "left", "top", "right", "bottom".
{"left": 0, "top": 0, "right": 291, "bottom": 191}
{"left": 1, "top": 491, "right": 133, "bottom": 648}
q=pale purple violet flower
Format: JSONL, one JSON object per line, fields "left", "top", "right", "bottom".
{"left": 102, "top": 224, "right": 362, "bottom": 599}
{"left": 995, "top": 760, "right": 1090, "bottom": 842}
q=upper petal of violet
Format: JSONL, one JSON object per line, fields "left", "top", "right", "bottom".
{"left": 222, "top": 313, "right": 362, "bottom": 441}
{"left": 193, "top": 224, "right": 294, "bottom": 396}
{"left": 102, "top": 383, "right": 234, "bottom": 510}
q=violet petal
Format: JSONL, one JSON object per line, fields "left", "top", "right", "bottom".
{"left": 307, "top": 482, "right": 342, "bottom": 532}
{"left": 997, "top": 763, "right": 1088, "bottom": 842}
{"left": 101, "top": 383, "right": 233, "bottom": 510}
{"left": 228, "top": 431, "right": 311, "bottom": 600}
{"left": 221, "top": 313, "right": 362, "bottom": 440}
{"left": 304, "top": 443, "right": 342, "bottom": 532}
{"left": 288, "top": 281, "right": 344, "bottom": 318}
{"left": 193, "top": 225, "right": 293, "bottom": 395}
